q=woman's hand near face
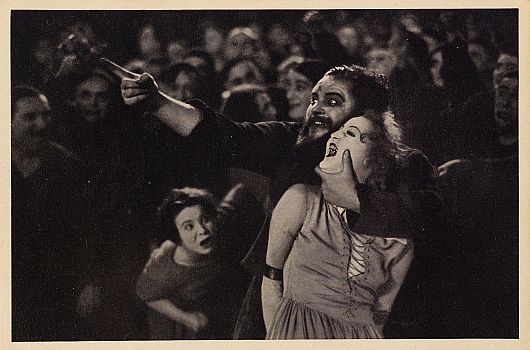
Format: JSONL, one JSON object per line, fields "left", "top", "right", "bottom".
{"left": 316, "top": 150, "right": 361, "bottom": 212}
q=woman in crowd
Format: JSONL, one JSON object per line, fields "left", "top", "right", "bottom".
{"left": 136, "top": 185, "right": 262, "bottom": 339}
{"left": 279, "top": 59, "right": 334, "bottom": 122}
{"left": 160, "top": 63, "right": 208, "bottom": 103}
{"left": 220, "top": 58, "right": 266, "bottom": 92}
{"left": 261, "top": 110, "right": 418, "bottom": 339}
{"left": 222, "top": 83, "right": 279, "bottom": 123}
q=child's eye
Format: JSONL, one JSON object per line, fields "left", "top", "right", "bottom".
{"left": 346, "top": 130, "right": 357, "bottom": 137}
{"left": 184, "top": 224, "right": 193, "bottom": 231}
{"left": 310, "top": 97, "right": 318, "bottom": 105}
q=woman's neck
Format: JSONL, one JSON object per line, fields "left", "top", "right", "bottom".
{"left": 173, "top": 245, "right": 211, "bottom": 267}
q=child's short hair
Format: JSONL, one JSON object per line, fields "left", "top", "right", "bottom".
{"left": 157, "top": 187, "right": 218, "bottom": 244}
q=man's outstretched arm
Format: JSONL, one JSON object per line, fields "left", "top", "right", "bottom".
{"left": 105, "top": 58, "right": 202, "bottom": 136}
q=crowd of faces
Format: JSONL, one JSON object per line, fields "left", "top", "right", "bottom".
{"left": 14, "top": 10, "right": 519, "bottom": 260}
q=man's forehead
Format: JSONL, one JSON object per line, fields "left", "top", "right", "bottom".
{"left": 77, "top": 76, "right": 111, "bottom": 91}
{"left": 498, "top": 53, "right": 518, "bottom": 64}
{"left": 230, "top": 32, "right": 253, "bottom": 44}
{"left": 369, "top": 49, "right": 391, "bottom": 57}
{"left": 16, "top": 95, "right": 49, "bottom": 111}
{"left": 312, "top": 76, "right": 350, "bottom": 93}
{"left": 231, "top": 62, "right": 252, "bottom": 74}
{"left": 288, "top": 69, "right": 310, "bottom": 81}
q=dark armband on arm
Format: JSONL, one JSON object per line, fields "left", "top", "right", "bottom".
{"left": 264, "top": 264, "right": 283, "bottom": 281}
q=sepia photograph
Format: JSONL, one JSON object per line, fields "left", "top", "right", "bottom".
{"left": 1, "top": 2, "right": 528, "bottom": 349}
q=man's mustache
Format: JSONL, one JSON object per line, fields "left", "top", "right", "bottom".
{"left": 296, "top": 115, "right": 333, "bottom": 145}
{"left": 306, "top": 115, "right": 333, "bottom": 129}
{"left": 300, "top": 115, "right": 334, "bottom": 137}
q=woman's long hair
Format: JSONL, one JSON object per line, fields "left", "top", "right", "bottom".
{"left": 362, "top": 110, "right": 418, "bottom": 190}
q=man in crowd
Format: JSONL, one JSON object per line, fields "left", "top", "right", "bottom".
{"left": 52, "top": 68, "right": 149, "bottom": 340}
{"left": 116, "top": 62, "right": 445, "bottom": 338}
{"left": 11, "top": 85, "right": 84, "bottom": 340}
{"left": 438, "top": 69, "right": 519, "bottom": 338}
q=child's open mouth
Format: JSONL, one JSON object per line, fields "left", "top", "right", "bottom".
{"left": 199, "top": 236, "right": 213, "bottom": 248}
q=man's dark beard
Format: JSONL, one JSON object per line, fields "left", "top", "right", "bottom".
{"left": 292, "top": 115, "right": 335, "bottom": 185}
{"left": 295, "top": 115, "right": 334, "bottom": 146}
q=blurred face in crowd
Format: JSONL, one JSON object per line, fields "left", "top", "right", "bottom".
{"left": 224, "top": 31, "right": 256, "bottom": 61}
{"left": 431, "top": 51, "right": 444, "bottom": 88}
{"left": 337, "top": 26, "right": 359, "bottom": 56}
{"left": 175, "top": 205, "right": 217, "bottom": 257}
{"left": 468, "top": 43, "right": 490, "bottom": 74}
{"left": 297, "top": 75, "right": 356, "bottom": 146}
{"left": 267, "top": 23, "right": 293, "bottom": 57}
{"left": 144, "top": 61, "right": 167, "bottom": 81}
{"left": 12, "top": 94, "right": 51, "bottom": 152}
{"left": 203, "top": 26, "right": 224, "bottom": 55}
{"left": 400, "top": 14, "right": 422, "bottom": 34}
{"left": 388, "top": 24, "right": 407, "bottom": 59}
{"left": 255, "top": 92, "right": 277, "bottom": 121}
{"left": 184, "top": 56, "right": 211, "bottom": 77}
{"left": 320, "top": 116, "right": 378, "bottom": 183}
{"left": 74, "top": 76, "right": 113, "bottom": 124}
{"left": 366, "top": 48, "right": 398, "bottom": 79}
{"left": 494, "top": 76, "right": 518, "bottom": 133}
{"left": 170, "top": 71, "right": 201, "bottom": 101}
{"left": 32, "top": 39, "right": 54, "bottom": 69}
{"left": 138, "top": 25, "right": 162, "bottom": 59}
{"left": 493, "top": 53, "right": 518, "bottom": 88}
{"left": 284, "top": 68, "right": 313, "bottom": 121}
{"left": 225, "top": 61, "right": 264, "bottom": 90}
{"left": 167, "top": 41, "right": 187, "bottom": 63}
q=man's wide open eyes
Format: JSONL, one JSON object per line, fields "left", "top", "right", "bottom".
{"left": 328, "top": 98, "right": 340, "bottom": 106}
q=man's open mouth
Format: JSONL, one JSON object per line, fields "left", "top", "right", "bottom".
{"left": 326, "top": 143, "right": 337, "bottom": 157}
{"left": 311, "top": 119, "right": 330, "bottom": 128}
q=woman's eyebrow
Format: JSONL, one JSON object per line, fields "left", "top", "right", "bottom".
{"left": 180, "top": 219, "right": 194, "bottom": 227}
{"left": 345, "top": 125, "right": 362, "bottom": 133}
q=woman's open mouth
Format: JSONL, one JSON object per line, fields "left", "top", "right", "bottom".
{"left": 199, "top": 236, "right": 213, "bottom": 248}
{"left": 326, "top": 143, "right": 338, "bottom": 157}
